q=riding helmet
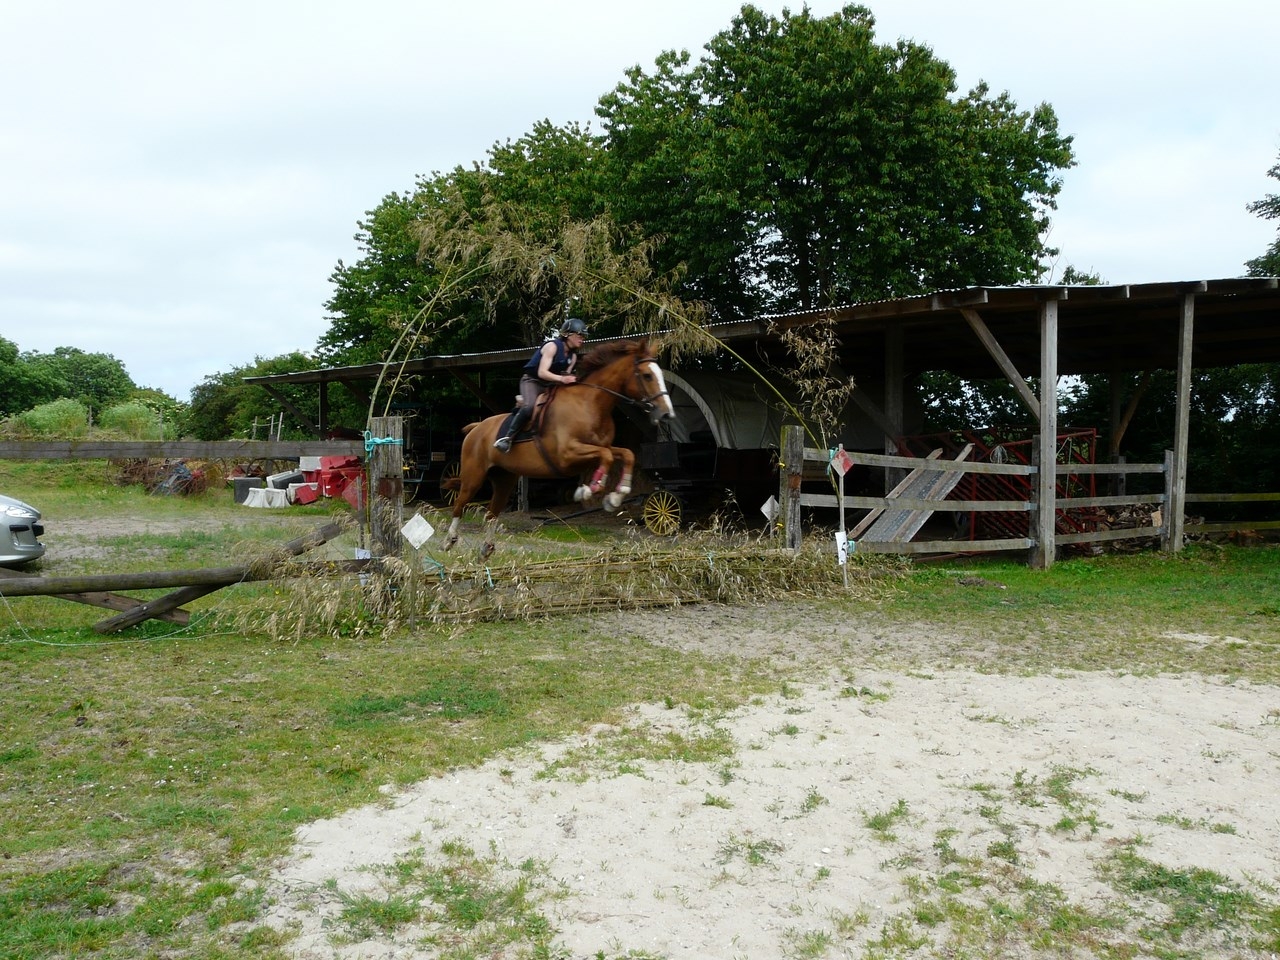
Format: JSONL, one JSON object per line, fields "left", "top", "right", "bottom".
{"left": 560, "top": 317, "right": 589, "bottom": 337}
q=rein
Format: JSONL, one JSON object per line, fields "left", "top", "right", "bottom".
{"left": 573, "top": 356, "right": 670, "bottom": 412}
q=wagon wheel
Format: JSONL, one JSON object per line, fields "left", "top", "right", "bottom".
{"left": 642, "top": 490, "right": 682, "bottom": 536}
{"left": 401, "top": 464, "right": 422, "bottom": 505}
{"left": 438, "top": 461, "right": 461, "bottom": 505}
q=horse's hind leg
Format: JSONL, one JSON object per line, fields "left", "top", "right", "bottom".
{"left": 479, "top": 473, "right": 519, "bottom": 559}
{"left": 443, "top": 475, "right": 484, "bottom": 551}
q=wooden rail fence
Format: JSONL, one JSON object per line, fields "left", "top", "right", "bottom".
{"left": 776, "top": 424, "right": 1279, "bottom": 565}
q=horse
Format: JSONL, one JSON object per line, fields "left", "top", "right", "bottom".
{"left": 441, "top": 337, "right": 676, "bottom": 556}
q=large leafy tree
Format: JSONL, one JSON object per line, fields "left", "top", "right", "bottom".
{"left": 321, "top": 120, "right": 611, "bottom": 373}
{"left": 21, "top": 346, "right": 135, "bottom": 416}
{"left": 597, "top": 3, "right": 1075, "bottom": 316}
{"left": 187, "top": 352, "right": 321, "bottom": 441}
{"left": 1245, "top": 148, "right": 1280, "bottom": 276}
{"left": 0, "top": 337, "right": 66, "bottom": 419}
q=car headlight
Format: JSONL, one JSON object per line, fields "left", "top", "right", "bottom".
{"left": 3, "top": 505, "right": 38, "bottom": 520}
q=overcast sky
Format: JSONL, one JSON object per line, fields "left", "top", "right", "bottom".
{"left": 3, "top": 0, "right": 1277, "bottom": 399}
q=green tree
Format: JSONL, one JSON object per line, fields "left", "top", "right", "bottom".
{"left": 1245, "top": 148, "right": 1280, "bottom": 276}
{"left": 0, "top": 337, "right": 67, "bottom": 418}
{"left": 321, "top": 120, "right": 611, "bottom": 374}
{"left": 22, "top": 347, "right": 135, "bottom": 417}
{"left": 597, "top": 3, "right": 1075, "bottom": 316}
{"left": 187, "top": 352, "right": 319, "bottom": 441}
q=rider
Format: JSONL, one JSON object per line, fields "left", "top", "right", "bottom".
{"left": 493, "top": 317, "right": 589, "bottom": 452}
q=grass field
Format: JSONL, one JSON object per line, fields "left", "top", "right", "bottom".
{"left": 2, "top": 460, "right": 1278, "bottom": 958}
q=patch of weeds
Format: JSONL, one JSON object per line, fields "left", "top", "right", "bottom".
{"left": 1044, "top": 765, "right": 1098, "bottom": 810}
{"left": 863, "top": 799, "right": 910, "bottom": 841}
{"left": 965, "top": 711, "right": 1016, "bottom": 726}
{"left": 702, "top": 793, "right": 732, "bottom": 809}
{"left": 770, "top": 722, "right": 802, "bottom": 737}
{"left": 798, "top": 787, "right": 828, "bottom": 816}
{"left": 536, "top": 724, "right": 735, "bottom": 782}
{"left": 1010, "top": 769, "right": 1045, "bottom": 807}
{"left": 333, "top": 890, "right": 420, "bottom": 941}
{"left": 829, "top": 906, "right": 870, "bottom": 937}
{"left": 1103, "top": 844, "right": 1265, "bottom": 944}
{"left": 1109, "top": 787, "right": 1148, "bottom": 803}
{"left": 717, "top": 833, "right": 784, "bottom": 867}
{"left": 781, "top": 926, "right": 834, "bottom": 958}
{"left": 867, "top": 914, "right": 930, "bottom": 953}
{"left": 1052, "top": 811, "right": 1104, "bottom": 835}
{"left": 986, "top": 839, "right": 1020, "bottom": 863}
{"left": 381, "top": 839, "right": 563, "bottom": 957}
{"left": 840, "top": 684, "right": 889, "bottom": 702}
{"left": 1155, "top": 812, "right": 1239, "bottom": 835}
{"left": 331, "top": 679, "right": 506, "bottom": 728}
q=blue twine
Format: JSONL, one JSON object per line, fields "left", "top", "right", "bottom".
{"left": 362, "top": 430, "right": 403, "bottom": 456}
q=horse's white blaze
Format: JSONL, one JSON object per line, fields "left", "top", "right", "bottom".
{"left": 644, "top": 361, "right": 676, "bottom": 420}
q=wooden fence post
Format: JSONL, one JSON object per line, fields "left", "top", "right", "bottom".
{"left": 368, "top": 416, "right": 404, "bottom": 557}
{"left": 780, "top": 424, "right": 804, "bottom": 550}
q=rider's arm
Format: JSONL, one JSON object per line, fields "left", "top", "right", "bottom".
{"left": 536, "top": 341, "right": 576, "bottom": 384}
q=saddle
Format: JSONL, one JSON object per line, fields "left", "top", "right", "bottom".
{"left": 499, "top": 387, "right": 560, "bottom": 444}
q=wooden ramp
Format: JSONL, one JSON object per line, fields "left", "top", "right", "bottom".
{"left": 855, "top": 444, "right": 973, "bottom": 543}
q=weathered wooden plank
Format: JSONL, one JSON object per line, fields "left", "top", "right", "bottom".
{"left": 1055, "top": 527, "right": 1160, "bottom": 546}
{"left": 1054, "top": 461, "right": 1164, "bottom": 475}
{"left": 0, "top": 569, "right": 188, "bottom": 623}
{"left": 848, "top": 449, "right": 1032, "bottom": 477}
{"left": 93, "top": 585, "right": 218, "bottom": 633}
{"left": 859, "top": 444, "right": 973, "bottom": 543}
{"left": 0, "top": 522, "right": 350, "bottom": 599}
{"left": 1185, "top": 492, "right": 1280, "bottom": 503}
{"left": 0, "top": 440, "right": 364, "bottom": 461}
{"left": 853, "top": 537, "right": 1032, "bottom": 554}
{"left": 1057, "top": 494, "right": 1166, "bottom": 509}
{"left": 846, "top": 449, "right": 943, "bottom": 538}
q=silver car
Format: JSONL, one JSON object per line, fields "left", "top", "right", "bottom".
{"left": 1, "top": 494, "right": 45, "bottom": 566}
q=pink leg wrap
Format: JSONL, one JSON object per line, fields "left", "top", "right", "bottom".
{"left": 589, "top": 465, "right": 608, "bottom": 493}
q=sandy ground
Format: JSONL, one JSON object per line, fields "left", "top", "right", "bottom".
{"left": 261, "top": 606, "right": 1280, "bottom": 960}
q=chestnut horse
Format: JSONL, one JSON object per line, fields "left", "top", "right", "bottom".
{"left": 441, "top": 338, "right": 676, "bottom": 556}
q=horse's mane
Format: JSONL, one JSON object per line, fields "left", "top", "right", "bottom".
{"left": 575, "top": 338, "right": 652, "bottom": 377}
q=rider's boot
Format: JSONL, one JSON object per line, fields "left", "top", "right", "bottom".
{"left": 493, "top": 406, "right": 530, "bottom": 453}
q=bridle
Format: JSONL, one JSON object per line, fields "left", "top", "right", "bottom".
{"left": 575, "top": 355, "right": 671, "bottom": 415}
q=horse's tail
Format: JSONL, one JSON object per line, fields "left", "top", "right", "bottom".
{"left": 461, "top": 421, "right": 482, "bottom": 435}
{"left": 442, "top": 476, "right": 462, "bottom": 491}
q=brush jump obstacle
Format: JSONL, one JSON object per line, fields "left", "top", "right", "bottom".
{"left": 441, "top": 338, "right": 676, "bottom": 557}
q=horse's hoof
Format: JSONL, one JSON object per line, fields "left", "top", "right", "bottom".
{"left": 442, "top": 536, "right": 458, "bottom": 552}
{"left": 603, "top": 492, "right": 623, "bottom": 512}
{"left": 480, "top": 542, "right": 495, "bottom": 560}
{"left": 573, "top": 485, "right": 591, "bottom": 503}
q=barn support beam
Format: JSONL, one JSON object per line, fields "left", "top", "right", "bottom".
{"left": 883, "top": 324, "right": 905, "bottom": 492}
{"left": 258, "top": 384, "right": 319, "bottom": 436}
{"left": 959, "top": 307, "right": 1041, "bottom": 419}
{"left": 1163, "top": 293, "right": 1195, "bottom": 552}
{"left": 1030, "top": 299, "right": 1059, "bottom": 570}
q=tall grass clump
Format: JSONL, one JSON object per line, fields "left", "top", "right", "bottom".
{"left": 11, "top": 398, "right": 90, "bottom": 437}
{"left": 98, "top": 400, "right": 163, "bottom": 440}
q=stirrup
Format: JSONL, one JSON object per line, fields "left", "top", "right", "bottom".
{"left": 493, "top": 436, "right": 512, "bottom": 453}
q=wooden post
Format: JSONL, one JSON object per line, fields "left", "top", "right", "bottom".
{"left": 368, "top": 416, "right": 404, "bottom": 557}
{"left": 884, "top": 325, "right": 905, "bottom": 492}
{"left": 1030, "top": 299, "right": 1059, "bottom": 570}
{"left": 1160, "top": 449, "right": 1175, "bottom": 551}
{"left": 780, "top": 424, "right": 804, "bottom": 550}
{"left": 1165, "top": 294, "right": 1194, "bottom": 553}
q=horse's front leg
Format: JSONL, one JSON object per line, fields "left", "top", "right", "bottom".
{"left": 571, "top": 445, "right": 615, "bottom": 503}
{"left": 601, "top": 446, "right": 636, "bottom": 513}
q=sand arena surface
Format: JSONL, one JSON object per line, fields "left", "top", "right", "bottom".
{"left": 262, "top": 606, "right": 1280, "bottom": 959}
